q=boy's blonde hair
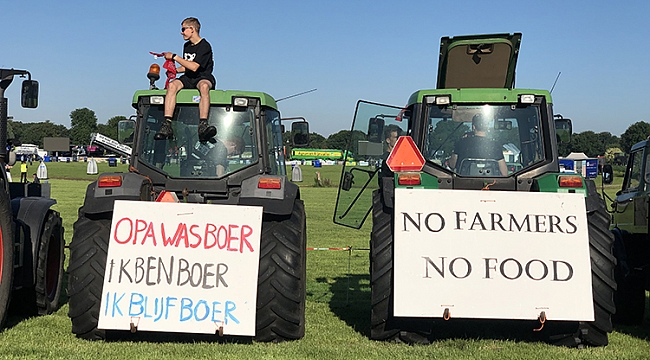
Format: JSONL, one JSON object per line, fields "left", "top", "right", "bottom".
{"left": 182, "top": 17, "right": 201, "bottom": 34}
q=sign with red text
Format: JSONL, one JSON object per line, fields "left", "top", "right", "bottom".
{"left": 97, "top": 200, "right": 263, "bottom": 336}
{"left": 393, "top": 188, "right": 594, "bottom": 321}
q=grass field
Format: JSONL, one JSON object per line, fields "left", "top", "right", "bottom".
{"left": 1, "top": 162, "right": 650, "bottom": 359}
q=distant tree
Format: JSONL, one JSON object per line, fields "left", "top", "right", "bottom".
{"left": 598, "top": 132, "right": 620, "bottom": 150}
{"left": 621, "top": 121, "right": 650, "bottom": 153}
{"left": 326, "top": 130, "right": 366, "bottom": 159}
{"left": 605, "top": 147, "right": 623, "bottom": 164}
{"left": 97, "top": 115, "right": 126, "bottom": 140}
{"left": 70, "top": 108, "right": 98, "bottom": 145}
{"left": 8, "top": 119, "right": 69, "bottom": 147}
{"left": 570, "top": 131, "right": 601, "bottom": 157}
{"left": 308, "top": 133, "right": 327, "bottom": 148}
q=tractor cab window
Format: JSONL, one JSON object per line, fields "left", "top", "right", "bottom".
{"left": 265, "top": 109, "right": 286, "bottom": 175}
{"left": 424, "top": 104, "right": 543, "bottom": 176}
{"left": 623, "top": 150, "right": 643, "bottom": 192}
{"left": 138, "top": 104, "right": 258, "bottom": 178}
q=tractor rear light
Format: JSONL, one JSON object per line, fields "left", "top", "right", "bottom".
{"left": 233, "top": 97, "right": 248, "bottom": 107}
{"left": 519, "top": 94, "right": 535, "bottom": 104}
{"left": 98, "top": 175, "right": 122, "bottom": 188}
{"left": 258, "top": 177, "right": 282, "bottom": 189}
{"left": 558, "top": 175, "right": 583, "bottom": 188}
{"left": 435, "top": 95, "right": 451, "bottom": 105}
{"left": 150, "top": 96, "right": 164, "bottom": 104}
{"left": 397, "top": 173, "right": 421, "bottom": 186}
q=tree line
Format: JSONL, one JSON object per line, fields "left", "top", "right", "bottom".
{"left": 10, "top": 107, "right": 650, "bottom": 163}
{"left": 9, "top": 108, "right": 125, "bottom": 148}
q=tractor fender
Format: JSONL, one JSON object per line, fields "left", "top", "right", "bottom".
{"left": 239, "top": 175, "right": 300, "bottom": 216}
{"left": 80, "top": 172, "right": 153, "bottom": 215}
{"left": 10, "top": 196, "right": 57, "bottom": 286}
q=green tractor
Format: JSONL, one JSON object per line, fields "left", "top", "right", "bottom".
{"left": 333, "top": 33, "right": 615, "bottom": 347}
{"left": 67, "top": 70, "right": 308, "bottom": 342}
{"left": 0, "top": 69, "right": 65, "bottom": 327}
{"left": 609, "top": 140, "right": 650, "bottom": 325}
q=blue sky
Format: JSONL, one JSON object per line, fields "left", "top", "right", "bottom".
{"left": 3, "top": 1, "right": 648, "bottom": 138}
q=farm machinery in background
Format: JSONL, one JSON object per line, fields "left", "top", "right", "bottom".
{"left": 0, "top": 68, "right": 65, "bottom": 328}
{"left": 333, "top": 33, "right": 615, "bottom": 347}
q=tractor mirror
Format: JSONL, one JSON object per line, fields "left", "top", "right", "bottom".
{"left": 21, "top": 80, "right": 39, "bottom": 108}
{"left": 292, "top": 121, "right": 309, "bottom": 147}
{"left": 602, "top": 164, "right": 613, "bottom": 185}
{"left": 118, "top": 119, "right": 136, "bottom": 145}
{"left": 367, "top": 117, "right": 385, "bottom": 143}
{"left": 341, "top": 171, "right": 354, "bottom": 191}
{"left": 555, "top": 118, "right": 572, "bottom": 144}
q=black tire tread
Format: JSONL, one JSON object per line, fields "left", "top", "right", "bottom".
{"left": 254, "top": 200, "right": 306, "bottom": 342}
{"left": 35, "top": 211, "right": 65, "bottom": 315}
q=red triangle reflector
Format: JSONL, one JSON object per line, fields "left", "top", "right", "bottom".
{"left": 156, "top": 191, "right": 180, "bottom": 203}
{"left": 386, "top": 136, "right": 425, "bottom": 172}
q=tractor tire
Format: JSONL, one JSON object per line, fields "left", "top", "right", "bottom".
{"left": 67, "top": 214, "right": 111, "bottom": 340}
{"left": 611, "top": 228, "right": 646, "bottom": 325}
{"left": 255, "top": 199, "right": 306, "bottom": 342}
{"left": 35, "top": 211, "right": 64, "bottom": 315}
{"left": 0, "top": 181, "right": 13, "bottom": 328}
{"left": 544, "top": 180, "right": 616, "bottom": 347}
{"left": 370, "top": 190, "right": 431, "bottom": 344}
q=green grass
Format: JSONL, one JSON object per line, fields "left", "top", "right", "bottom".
{"left": 1, "top": 163, "right": 650, "bottom": 359}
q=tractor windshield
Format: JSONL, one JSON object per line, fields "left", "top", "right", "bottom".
{"left": 424, "top": 104, "right": 544, "bottom": 176}
{"left": 137, "top": 104, "right": 258, "bottom": 178}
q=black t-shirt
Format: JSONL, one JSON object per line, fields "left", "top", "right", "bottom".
{"left": 183, "top": 38, "right": 214, "bottom": 79}
{"left": 452, "top": 135, "right": 504, "bottom": 169}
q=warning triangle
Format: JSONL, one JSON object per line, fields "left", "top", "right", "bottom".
{"left": 156, "top": 191, "right": 180, "bottom": 203}
{"left": 386, "top": 136, "right": 425, "bottom": 172}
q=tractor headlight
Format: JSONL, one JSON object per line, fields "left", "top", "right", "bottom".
{"left": 435, "top": 95, "right": 451, "bottom": 105}
{"left": 519, "top": 94, "right": 535, "bottom": 104}
{"left": 150, "top": 96, "right": 164, "bottom": 104}
{"left": 233, "top": 97, "right": 249, "bottom": 107}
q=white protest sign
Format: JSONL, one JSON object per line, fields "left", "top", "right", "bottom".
{"left": 393, "top": 188, "right": 594, "bottom": 321}
{"left": 98, "top": 200, "right": 262, "bottom": 336}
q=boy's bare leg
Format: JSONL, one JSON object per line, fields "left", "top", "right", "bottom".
{"left": 197, "top": 79, "right": 216, "bottom": 141}
{"left": 155, "top": 80, "right": 185, "bottom": 140}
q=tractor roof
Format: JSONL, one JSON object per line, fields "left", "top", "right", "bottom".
{"left": 407, "top": 88, "right": 552, "bottom": 106}
{"left": 437, "top": 33, "right": 522, "bottom": 89}
{"left": 132, "top": 89, "right": 278, "bottom": 110}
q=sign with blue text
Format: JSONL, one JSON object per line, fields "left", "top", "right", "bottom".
{"left": 393, "top": 188, "right": 593, "bottom": 321}
{"left": 97, "top": 201, "right": 263, "bottom": 335}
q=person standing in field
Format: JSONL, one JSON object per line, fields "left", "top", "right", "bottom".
{"left": 20, "top": 161, "right": 28, "bottom": 183}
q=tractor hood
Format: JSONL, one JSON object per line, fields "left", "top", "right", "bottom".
{"left": 437, "top": 33, "right": 522, "bottom": 89}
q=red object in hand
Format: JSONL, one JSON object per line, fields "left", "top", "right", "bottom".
{"left": 150, "top": 52, "right": 177, "bottom": 89}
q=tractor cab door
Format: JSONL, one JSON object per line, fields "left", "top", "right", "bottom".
{"left": 611, "top": 143, "right": 650, "bottom": 233}
{"left": 437, "top": 33, "right": 521, "bottom": 89}
{"left": 333, "top": 101, "right": 406, "bottom": 229}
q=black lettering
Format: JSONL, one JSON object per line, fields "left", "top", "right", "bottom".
{"left": 508, "top": 214, "right": 531, "bottom": 232}
{"left": 134, "top": 257, "right": 145, "bottom": 283}
{"left": 108, "top": 259, "right": 115, "bottom": 283}
{"left": 158, "top": 256, "right": 174, "bottom": 285}
{"left": 402, "top": 212, "right": 421, "bottom": 232}
{"left": 203, "top": 263, "right": 215, "bottom": 289}
{"left": 145, "top": 256, "right": 156, "bottom": 286}
{"left": 424, "top": 213, "right": 445, "bottom": 232}
{"left": 548, "top": 215, "right": 564, "bottom": 233}
{"left": 484, "top": 258, "right": 497, "bottom": 279}
{"left": 490, "top": 213, "right": 506, "bottom": 231}
{"left": 525, "top": 259, "right": 549, "bottom": 280}
{"left": 423, "top": 256, "right": 446, "bottom": 278}
{"left": 455, "top": 211, "right": 467, "bottom": 230}
{"left": 177, "top": 258, "right": 190, "bottom": 286}
{"left": 216, "top": 263, "right": 229, "bottom": 287}
{"left": 449, "top": 257, "right": 472, "bottom": 279}
{"left": 552, "top": 260, "right": 574, "bottom": 281}
{"left": 469, "top": 212, "right": 486, "bottom": 230}
{"left": 534, "top": 215, "right": 546, "bottom": 233}
{"left": 119, "top": 258, "right": 132, "bottom": 283}
{"left": 500, "top": 258, "right": 523, "bottom": 280}
{"left": 190, "top": 263, "right": 203, "bottom": 287}
{"left": 565, "top": 216, "right": 578, "bottom": 234}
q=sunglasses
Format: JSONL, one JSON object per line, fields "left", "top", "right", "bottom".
{"left": 181, "top": 27, "right": 193, "bottom": 32}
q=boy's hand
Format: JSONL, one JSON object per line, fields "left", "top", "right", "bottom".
{"left": 163, "top": 52, "right": 175, "bottom": 60}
